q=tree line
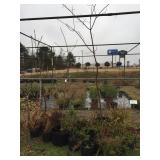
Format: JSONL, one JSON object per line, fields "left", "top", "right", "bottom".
{"left": 20, "top": 43, "right": 76, "bottom": 71}
{"left": 20, "top": 43, "right": 123, "bottom": 71}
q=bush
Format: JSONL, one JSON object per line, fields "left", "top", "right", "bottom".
{"left": 89, "top": 86, "right": 97, "bottom": 100}
{"left": 94, "top": 109, "right": 139, "bottom": 156}
{"left": 100, "top": 84, "right": 117, "bottom": 99}
{"left": 55, "top": 82, "right": 86, "bottom": 109}
{"left": 20, "top": 83, "right": 39, "bottom": 99}
{"left": 71, "top": 98, "right": 85, "bottom": 109}
{"left": 52, "top": 130, "right": 70, "bottom": 146}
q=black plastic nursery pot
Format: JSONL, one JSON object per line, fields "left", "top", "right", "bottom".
{"left": 30, "top": 126, "right": 43, "bottom": 138}
{"left": 52, "top": 130, "right": 70, "bottom": 146}
{"left": 42, "top": 132, "right": 52, "bottom": 142}
{"left": 86, "top": 129, "right": 97, "bottom": 141}
{"left": 68, "top": 135, "right": 81, "bottom": 151}
{"left": 80, "top": 140, "right": 98, "bottom": 156}
{"left": 59, "top": 104, "right": 68, "bottom": 109}
{"left": 73, "top": 104, "right": 81, "bottom": 109}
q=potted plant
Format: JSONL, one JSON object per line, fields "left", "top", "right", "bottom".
{"left": 80, "top": 138, "right": 99, "bottom": 156}
{"left": 71, "top": 97, "right": 85, "bottom": 109}
{"left": 29, "top": 111, "right": 44, "bottom": 138}
{"left": 41, "top": 113, "right": 53, "bottom": 142}
{"left": 100, "top": 85, "right": 118, "bottom": 108}
{"left": 68, "top": 119, "right": 88, "bottom": 151}
{"left": 68, "top": 133, "right": 82, "bottom": 151}
{"left": 56, "top": 97, "right": 69, "bottom": 109}
{"left": 79, "top": 126, "right": 99, "bottom": 156}
{"left": 50, "top": 110, "right": 70, "bottom": 146}
{"left": 51, "top": 130, "right": 70, "bottom": 146}
{"left": 89, "top": 86, "right": 98, "bottom": 109}
{"left": 30, "top": 122, "right": 43, "bottom": 138}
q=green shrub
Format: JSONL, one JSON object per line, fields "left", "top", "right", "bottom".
{"left": 100, "top": 84, "right": 117, "bottom": 99}
{"left": 20, "top": 83, "right": 40, "bottom": 99}
{"left": 71, "top": 97, "right": 85, "bottom": 108}
{"left": 89, "top": 86, "right": 97, "bottom": 100}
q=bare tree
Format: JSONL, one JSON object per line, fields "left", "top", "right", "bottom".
{"left": 32, "top": 30, "right": 43, "bottom": 76}
{"left": 59, "top": 4, "right": 109, "bottom": 116}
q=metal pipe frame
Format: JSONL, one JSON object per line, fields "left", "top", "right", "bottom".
{"left": 20, "top": 11, "right": 140, "bottom": 21}
{"left": 20, "top": 77, "right": 139, "bottom": 80}
{"left": 20, "top": 42, "right": 140, "bottom": 49}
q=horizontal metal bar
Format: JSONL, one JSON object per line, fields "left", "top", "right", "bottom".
{"left": 127, "top": 44, "right": 140, "bottom": 53}
{"left": 20, "top": 84, "right": 138, "bottom": 87}
{"left": 20, "top": 77, "right": 139, "bottom": 80}
{"left": 20, "top": 11, "right": 140, "bottom": 21}
{"left": 21, "top": 42, "right": 140, "bottom": 48}
{"left": 20, "top": 53, "right": 140, "bottom": 59}
{"left": 74, "top": 53, "right": 140, "bottom": 57}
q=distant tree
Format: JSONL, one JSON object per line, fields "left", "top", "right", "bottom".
{"left": 75, "top": 62, "right": 81, "bottom": 68}
{"left": 37, "top": 47, "right": 51, "bottom": 71}
{"left": 116, "top": 61, "right": 122, "bottom": 68}
{"left": 104, "top": 61, "right": 110, "bottom": 71}
{"left": 55, "top": 55, "right": 66, "bottom": 70}
{"left": 66, "top": 52, "right": 76, "bottom": 67}
{"left": 20, "top": 43, "right": 33, "bottom": 70}
{"left": 95, "top": 62, "right": 100, "bottom": 67}
{"left": 85, "top": 62, "right": 91, "bottom": 70}
{"left": 20, "top": 43, "right": 28, "bottom": 56}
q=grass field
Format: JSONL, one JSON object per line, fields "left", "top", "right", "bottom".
{"left": 21, "top": 67, "right": 140, "bottom": 78}
{"left": 120, "top": 86, "right": 140, "bottom": 101}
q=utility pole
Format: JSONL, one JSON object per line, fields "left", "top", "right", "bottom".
{"left": 51, "top": 47, "right": 53, "bottom": 78}
{"left": 124, "top": 55, "right": 126, "bottom": 78}
{"left": 112, "top": 55, "right": 113, "bottom": 68}
{"left": 81, "top": 50, "right": 84, "bottom": 69}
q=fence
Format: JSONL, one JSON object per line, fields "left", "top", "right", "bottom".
{"left": 20, "top": 10, "right": 140, "bottom": 110}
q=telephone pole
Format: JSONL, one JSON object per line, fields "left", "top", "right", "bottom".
{"left": 81, "top": 50, "right": 84, "bottom": 69}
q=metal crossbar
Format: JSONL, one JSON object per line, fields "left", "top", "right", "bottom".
{"left": 21, "top": 42, "right": 140, "bottom": 49}
{"left": 20, "top": 77, "right": 139, "bottom": 80}
{"left": 20, "top": 11, "right": 140, "bottom": 21}
{"left": 20, "top": 53, "right": 140, "bottom": 60}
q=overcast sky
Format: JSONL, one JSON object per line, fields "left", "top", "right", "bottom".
{"left": 20, "top": 4, "right": 140, "bottom": 65}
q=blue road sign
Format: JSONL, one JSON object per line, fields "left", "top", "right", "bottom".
{"left": 107, "top": 49, "right": 118, "bottom": 55}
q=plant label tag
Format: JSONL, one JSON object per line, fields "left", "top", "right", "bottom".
{"left": 129, "top": 100, "right": 138, "bottom": 104}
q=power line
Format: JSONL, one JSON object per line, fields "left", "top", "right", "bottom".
{"left": 20, "top": 11, "right": 140, "bottom": 21}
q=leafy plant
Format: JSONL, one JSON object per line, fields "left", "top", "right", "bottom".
{"left": 20, "top": 83, "right": 39, "bottom": 99}
{"left": 55, "top": 82, "right": 86, "bottom": 109}
{"left": 89, "top": 86, "right": 97, "bottom": 100}
{"left": 100, "top": 84, "right": 117, "bottom": 99}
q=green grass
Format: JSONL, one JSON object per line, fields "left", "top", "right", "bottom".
{"left": 119, "top": 86, "right": 140, "bottom": 101}
{"left": 20, "top": 137, "right": 80, "bottom": 156}
{"left": 22, "top": 70, "right": 140, "bottom": 78}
